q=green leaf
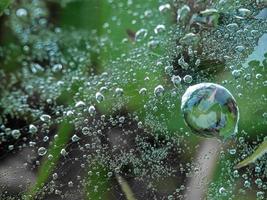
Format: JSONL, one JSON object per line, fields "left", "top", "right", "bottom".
{"left": 85, "top": 163, "right": 110, "bottom": 200}
{"left": 0, "top": 0, "right": 11, "bottom": 15}
{"left": 24, "top": 121, "right": 73, "bottom": 199}
{"left": 235, "top": 140, "right": 267, "bottom": 169}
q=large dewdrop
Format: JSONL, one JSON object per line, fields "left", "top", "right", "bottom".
{"left": 181, "top": 83, "right": 239, "bottom": 139}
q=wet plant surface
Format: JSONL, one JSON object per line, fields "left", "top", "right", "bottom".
{"left": 0, "top": 0, "right": 266, "bottom": 200}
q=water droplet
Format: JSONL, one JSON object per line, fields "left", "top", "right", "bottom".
{"left": 178, "top": 56, "right": 189, "bottom": 70}
{"left": 60, "top": 148, "right": 67, "bottom": 156}
{"left": 40, "top": 114, "right": 51, "bottom": 122}
{"left": 180, "top": 33, "right": 200, "bottom": 46}
{"left": 181, "top": 83, "right": 239, "bottom": 138}
{"left": 144, "top": 10, "right": 152, "bottom": 18}
{"left": 219, "top": 187, "right": 226, "bottom": 196}
{"left": 43, "top": 136, "right": 49, "bottom": 142}
{"left": 177, "top": 5, "right": 190, "bottom": 23}
{"left": 88, "top": 105, "right": 96, "bottom": 115}
{"left": 229, "top": 148, "right": 236, "bottom": 155}
{"left": 192, "top": 8, "right": 219, "bottom": 27}
{"left": 115, "top": 87, "right": 124, "bottom": 96}
{"left": 48, "top": 154, "right": 53, "bottom": 160}
{"left": 75, "top": 101, "right": 86, "bottom": 108}
{"left": 139, "top": 88, "right": 147, "bottom": 95}
{"left": 154, "top": 24, "right": 166, "bottom": 34}
{"left": 183, "top": 75, "right": 193, "bottom": 83}
{"left": 100, "top": 86, "right": 108, "bottom": 93}
{"left": 135, "top": 29, "right": 148, "bottom": 41}
{"left": 232, "top": 70, "right": 241, "bottom": 78}
{"left": 200, "top": 8, "right": 219, "bottom": 16}
{"left": 147, "top": 40, "right": 159, "bottom": 49}
{"left": 256, "top": 191, "right": 265, "bottom": 199}
{"left": 158, "top": 4, "right": 171, "bottom": 13}
{"left": 154, "top": 85, "right": 165, "bottom": 97}
{"left": 237, "top": 8, "right": 252, "bottom": 18}
{"left": 244, "top": 180, "right": 251, "bottom": 188}
{"left": 68, "top": 181, "right": 74, "bottom": 187}
{"left": 52, "top": 173, "right": 58, "bottom": 180}
{"left": 66, "top": 110, "right": 74, "bottom": 116}
{"left": 82, "top": 127, "right": 90, "bottom": 135}
{"left": 119, "top": 116, "right": 125, "bottom": 123}
{"left": 16, "top": 8, "right": 28, "bottom": 17}
{"left": 165, "top": 65, "right": 173, "bottom": 75}
{"left": 195, "top": 59, "right": 201, "bottom": 67}
{"left": 226, "top": 23, "right": 239, "bottom": 32}
{"left": 235, "top": 45, "right": 245, "bottom": 52}
{"left": 8, "top": 145, "right": 14, "bottom": 151}
{"left": 71, "top": 134, "right": 80, "bottom": 142}
{"left": 38, "top": 147, "right": 47, "bottom": 156}
{"left": 11, "top": 129, "right": 21, "bottom": 139}
{"left": 95, "top": 92, "right": 104, "bottom": 103}
{"left": 52, "top": 63, "right": 63, "bottom": 72}
{"left": 137, "top": 121, "right": 143, "bottom": 128}
{"left": 171, "top": 75, "right": 182, "bottom": 87}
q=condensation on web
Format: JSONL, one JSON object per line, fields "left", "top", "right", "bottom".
{"left": 0, "top": 0, "right": 266, "bottom": 199}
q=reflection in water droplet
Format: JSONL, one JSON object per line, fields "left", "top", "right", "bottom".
{"left": 181, "top": 83, "right": 239, "bottom": 138}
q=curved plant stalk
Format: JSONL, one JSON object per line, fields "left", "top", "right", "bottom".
{"left": 235, "top": 140, "right": 267, "bottom": 169}
{"left": 116, "top": 175, "right": 136, "bottom": 200}
{"left": 185, "top": 138, "right": 222, "bottom": 200}
{"left": 0, "top": 0, "right": 12, "bottom": 15}
{"left": 23, "top": 121, "right": 73, "bottom": 200}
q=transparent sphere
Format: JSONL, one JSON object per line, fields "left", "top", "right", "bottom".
{"left": 181, "top": 83, "right": 239, "bottom": 138}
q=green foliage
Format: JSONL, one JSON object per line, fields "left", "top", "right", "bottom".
{"left": 0, "top": 0, "right": 266, "bottom": 199}
{"left": 0, "top": 0, "right": 11, "bottom": 15}
{"left": 24, "top": 121, "right": 73, "bottom": 199}
{"left": 85, "top": 163, "right": 110, "bottom": 200}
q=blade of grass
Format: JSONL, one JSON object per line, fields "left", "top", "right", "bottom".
{"left": 235, "top": 140, "right": 267, "bottom": 169}
{"left": 85, "top": 163, "right": 109, "bottom": 200}
{"left": 116, "top": 175, "right": 136, "bottom": 200}
{"left": 23, "top": 121, "right": 73, "bottom": 200}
